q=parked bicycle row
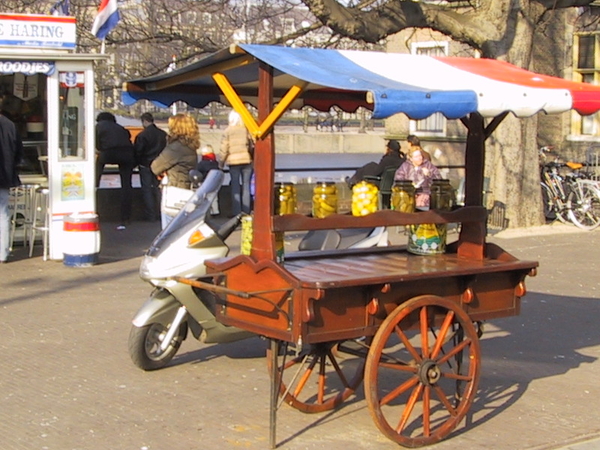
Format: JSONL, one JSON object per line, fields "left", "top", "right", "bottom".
{"left": 540, "top": 145, "right": 600, "bottom": 230}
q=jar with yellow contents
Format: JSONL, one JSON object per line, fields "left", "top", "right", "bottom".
{"left": 391, "top": 180, "right": 416, "bottom": 213}
{"left": 240, "top": 214, "right": 285, "bottom": 263}
{"left": 274, "top": 182, "right": 297, "bottom": 215}
{"left": 312, "top": 182, "right": 338, "bottom": 218}
{"left": 351, "top": 180, "right": 379, "bottom": 216}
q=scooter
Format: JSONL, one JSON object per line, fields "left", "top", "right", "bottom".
{"left": 128, "top": 170, "right": 388, "bottom": 371}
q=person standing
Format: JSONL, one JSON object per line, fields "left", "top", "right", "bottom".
{"left": 134, "top": 113, "right": 167, "bottom": 222}
{"left": 151, "top": 114, "right": 199, "bottom": 227}
{"left": 95, "top": 112, "right": 136, "bottom": 230}
{"left": 0, "top": 109, "right": 23, "bottom": 263}
{"left": 219, "top": 110, "right": 253, "bottom": 216}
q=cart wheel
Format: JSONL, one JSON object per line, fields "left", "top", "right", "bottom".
{"left": 267, "top": 339, "right": 369, "bottom": 413}
{"left": 364, "top": 295, "right": 481, "bottom": 447}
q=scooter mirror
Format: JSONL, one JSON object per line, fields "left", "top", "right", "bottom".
{"left": 189, "top": 169, "right": 204, "bottom": 188}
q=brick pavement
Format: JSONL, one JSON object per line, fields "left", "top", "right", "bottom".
{"left": 1, "top": 220, "right": 600, "bottom": 450}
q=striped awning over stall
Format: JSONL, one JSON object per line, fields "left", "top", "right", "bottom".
{"left": 122, "top": 44, "right": 600, "bottom": 120}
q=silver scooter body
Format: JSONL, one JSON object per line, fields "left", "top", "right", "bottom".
{"left": 132, "top": 170, "right": 252, "bottom": 349}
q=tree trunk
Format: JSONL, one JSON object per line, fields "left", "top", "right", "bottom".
{"left": 483, "top": 2, "right": 546, "bottom": 228}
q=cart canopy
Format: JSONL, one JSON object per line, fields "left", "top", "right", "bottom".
{"left": 122, "top": 44, "right": 600, "bottom": 120}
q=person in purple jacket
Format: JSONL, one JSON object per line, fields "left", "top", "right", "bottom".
{"left": 394, "top": 146, "right": 442, "bottom": 208}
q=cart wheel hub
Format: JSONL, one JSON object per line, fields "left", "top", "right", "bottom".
{"left": 419, "top": 359, "right": 441, "bottom": 385}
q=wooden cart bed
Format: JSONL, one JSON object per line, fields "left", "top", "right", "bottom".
{"left": 207, "top": 242, "right": 538, "bottom": 345}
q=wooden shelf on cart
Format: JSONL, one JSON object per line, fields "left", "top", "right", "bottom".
{"left": 272, "top": 205, "right": 486, "bottom": 232}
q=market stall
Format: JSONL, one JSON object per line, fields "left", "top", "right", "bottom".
{"left": 2, "top": 13, "right": 104, "bottom": 260}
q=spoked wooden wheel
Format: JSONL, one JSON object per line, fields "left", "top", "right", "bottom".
{"left": 267, "top": 339, "right": 370, "bottom": 413}
{"left": 364, "top": 296, "right": 481, "bottom": 448}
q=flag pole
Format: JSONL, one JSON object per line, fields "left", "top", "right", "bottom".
{"left": 100, "top": 39, "right": 106, "bottom": 54}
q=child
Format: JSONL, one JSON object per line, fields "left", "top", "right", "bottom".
{"left": 196, "top": 145, "right": 220, "bottom": 215}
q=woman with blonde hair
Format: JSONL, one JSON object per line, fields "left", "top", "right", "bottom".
{"left": 151, "top": 114, "right": 200, "bottom": 226}
{"left": 219, "top": 110, "right": 253, "bottom": 215}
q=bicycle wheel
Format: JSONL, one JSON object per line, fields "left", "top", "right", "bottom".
{"left": 568, "top": 183, "right": 600, "bottom": 230}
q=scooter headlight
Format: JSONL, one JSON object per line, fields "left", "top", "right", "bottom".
{"left": 188, "top": 223, "right": 215, "bottom": 247}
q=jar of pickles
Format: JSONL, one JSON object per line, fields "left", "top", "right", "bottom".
{"left": 275, "top": 182, "right": 297, "bottom": 215}
{"left": 351, "top": 181, "right": 379, "bottom": 216}
{"left": 240, "top": 214, "right": 253, "bottom": 256}
{"left": 430, "top": 179, "right": 454, "bottom": 211}
{"left": 240, "top": 214, "right": 285, "bottom": 263}
{"left": 391, "top": 180, "right": 416, "bottom": 213}
{"left": 312, "top": 182, "right": 338, "bottom": 218}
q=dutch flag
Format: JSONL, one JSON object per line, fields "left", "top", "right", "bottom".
{"left": 91, "top": 0, "right": 120, "bottom": 40}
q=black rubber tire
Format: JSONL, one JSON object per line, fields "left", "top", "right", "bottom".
{"left": 128, "top": 322, "right": 186, "bottom": 371}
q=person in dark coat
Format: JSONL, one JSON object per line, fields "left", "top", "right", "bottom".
{"left": 95, "top": 112, "right": 136, "bottom": 229}
{"left": 347, "top": 140, "right": 405, "bottom": 187}
{"left": 134, "top": 113, "right": 167, "bottom": 221}
{"left": 0, "top": 110, "right": 23, "bottom": 263}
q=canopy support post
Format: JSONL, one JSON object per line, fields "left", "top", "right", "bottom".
{"left": 458, "top": 113, "right": 487, "bottom": 260}
{"left": 251, "top": 61, "right": 277, "bottom": 261}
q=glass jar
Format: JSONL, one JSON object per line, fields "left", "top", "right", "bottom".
{"left": 430, "top": 179, "right": 454, "bottom": 211}
{"left": 312, "top": 182, "right": 338, "bottom": 218}
{"left": 240, "top": 214, "right": 253, "bottom": 255}
{"left": 275, "top": 182, "right": 297, "bottom": 215}
{"left": 391, "top": 180, "right": 416, "bottom": 213}
{"left": 351, "top": 180, "right": 379, "bottom": 216}
{"left": 240, "top": 214, "right": 284, "bottom": 263}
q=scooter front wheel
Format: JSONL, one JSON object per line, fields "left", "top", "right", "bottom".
{"left": 128, "top": 322, "right": 187, "bottom": 371}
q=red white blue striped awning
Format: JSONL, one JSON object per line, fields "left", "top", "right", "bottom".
{"left": 122, "top": 44, "right": 600, "bottom": 120}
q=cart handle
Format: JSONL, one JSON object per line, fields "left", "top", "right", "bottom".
{"left": 170, "top": 276, "right": 292, "bottom": 322}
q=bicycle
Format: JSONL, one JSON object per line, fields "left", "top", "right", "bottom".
{"left": 540, "top": 147, "right": 572, "bottom": 224}
{"left": 540, "top": 146, "right": 600, "bottom": 230}
{"left": 565, "top": 163, "right": 600, "bottom": 230}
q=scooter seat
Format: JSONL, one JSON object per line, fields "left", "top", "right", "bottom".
{"left": 298, "top": 230, "right": 341, "bottom": 251}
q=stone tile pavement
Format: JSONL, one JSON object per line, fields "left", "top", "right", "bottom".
{"left": 1, "top": 220, "right": 599, "bottom": 449}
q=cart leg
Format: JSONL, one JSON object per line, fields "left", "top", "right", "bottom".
{"left": 269, "top": 339, "right": 280, "bottom": 449}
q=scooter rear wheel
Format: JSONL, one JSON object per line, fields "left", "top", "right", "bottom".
{"left": 128, "top": 322, "right": 186, "bottom": 371}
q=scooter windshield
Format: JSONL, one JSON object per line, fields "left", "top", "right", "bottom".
{"left": 148, "top": 170, "right": 224, "bottom": 255}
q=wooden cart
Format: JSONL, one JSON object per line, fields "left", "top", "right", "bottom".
{"left": 205, "top": 205, "right": 537, "bottom": 447}
{"left": 123, "top": 44, "right": 600, "bottom": 447}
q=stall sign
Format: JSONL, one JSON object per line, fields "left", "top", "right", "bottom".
{"left": 0, "top": 61, "right": 55, "bottom": 76}
{"left": 13, "top": 73, "right": 38, "bottom": 101}
{"left": 59, "top": 71, "right": 84, "bottom": 88}
{"left": 61, "top": 163, "right": 85, "bottom": 201}
{"left": 0, "top": 14, "right": 76, "bottom": 49}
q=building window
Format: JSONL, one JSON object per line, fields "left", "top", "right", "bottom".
{"left": 410, "top": 42, "right": 449, "bottom": 136}
{"left": 574, "top": 34, "right": 599, "bottom": 136}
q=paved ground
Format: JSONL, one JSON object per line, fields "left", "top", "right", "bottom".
{"left": 1, "top": 220, "right": 599, "bottom": 450}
